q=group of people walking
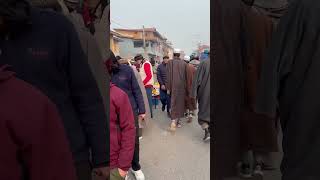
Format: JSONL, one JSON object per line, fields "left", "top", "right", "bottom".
{"left": 158, "top": 49, "right": 211, "bottom": 141}
{"left": 108, "top": 48, "right": 211, "bottom": 179}
{"left": 0, "top": 1, "right": 211, "bottom": 180}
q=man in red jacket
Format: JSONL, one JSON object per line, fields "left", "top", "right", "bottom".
{"left": 110, "top": 82, "right": 136, "bottom": 180}
{"left": 0, "top": 64, "right": 77, "bottom": 180}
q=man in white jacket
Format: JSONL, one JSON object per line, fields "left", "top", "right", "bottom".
{"left": 134, "top": 54, "right": 154, "bottom": 119}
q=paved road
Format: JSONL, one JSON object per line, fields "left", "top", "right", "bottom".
{"left": 225, "top": 153, "right": 282, "bottom": 180}
{"left": 126, "top": 107, "right": 282, "bottom": 180}
{"left": 126, "top": 108, "right": 210, "bottom": 180}
{"left": 226, "top": 130, "right": 283, "bottom": 180}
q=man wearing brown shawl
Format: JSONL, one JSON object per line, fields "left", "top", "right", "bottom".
{"left": 213, "top": 0, "right": 286, "bottom": 179}
{"left": 166, "top": 49, "right": 188, "bottom": 132}
{"left": 238, "top": 1, "right": 282, "bottom": 178}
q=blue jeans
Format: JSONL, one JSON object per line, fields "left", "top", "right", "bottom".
{"left": 145, "top": 87, "right": 153, "bottom": 118}
{"left": 160, "top": 89, "right": 171, "bottom": 112}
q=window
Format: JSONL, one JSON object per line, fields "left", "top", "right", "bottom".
{"left": 133, "top": 41, "right": 144, "bottom": 48}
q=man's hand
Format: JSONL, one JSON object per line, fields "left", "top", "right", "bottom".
{"left": 93, "top": 166, "right": 110, "bottom": 179}
{"left": 118, "top": 168, "right": 128, "bottom": 177}
{"left": 139, "top": 114, "right": 146, "bottom": 119}
{"left": 161, "top": 85, "right": 166, "bottom": 90}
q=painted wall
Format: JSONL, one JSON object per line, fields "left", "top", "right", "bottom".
{"left": 114, "top": 30, "right": 159, "bottom": 41}
{"left": 118, "top": 38, "right": 145, "bottom": 59}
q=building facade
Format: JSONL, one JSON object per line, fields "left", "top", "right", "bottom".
{"left": 110, "top": 30, "right": 125, "bottom": 56}
{"left": 113, "top": 28, "right": 174, "bottom": 62}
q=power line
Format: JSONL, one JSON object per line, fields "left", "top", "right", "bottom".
{"left": 110, "top": 19, "right": 130, "bottom": 29}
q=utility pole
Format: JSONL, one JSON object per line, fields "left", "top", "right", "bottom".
{"left": 142, "top": 25, "right": 147, "bottom": 59}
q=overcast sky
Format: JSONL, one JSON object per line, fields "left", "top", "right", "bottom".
{"left": 111, "top": 0, "right": 210, "bottom": 55}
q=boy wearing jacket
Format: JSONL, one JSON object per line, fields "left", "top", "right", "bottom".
{"left": 110, "top": 82, "right": 136, "bottom": 180}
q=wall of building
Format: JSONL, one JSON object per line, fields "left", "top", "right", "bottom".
{"left": 118, "top": 38, "right": 145, "bottom": 59}
{"left": 114, "top": 30, "right": 155, "bottom": 41}
{"left": 110, "top": 35, "right": 121, "bottom": 56}
{"left": 115, "top": 30, "right": 165, "bottom": 42}
{"left": 114, "top": 29, "right": 171, "bottom": 61}
{"left": 110, "top": 35, "right": 115, "bottom": 54}
{"left": 118, "top": 38, "right": 162, "bottom": 60}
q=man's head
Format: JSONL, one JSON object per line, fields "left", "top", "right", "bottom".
{"left": 118, "top": 59, "right": 129, "bottom": 65}
{"left": 134, "top": 54, "right": 144, "bottom": 64}
{"left": 163, "top": 56, "right": 169, "bottom": 63}
{"left": 116, "top": 56, "right": 122, "bottom": 61}
{"left": 150, "top": 58, "right": 155, "bottom": 66}
{"left": 173, "top": 49, "right": 181, "bottom": 58}
{"left": 105, "top": 50, "right": 120, "bottom": 75}
{"left": 184, "top": 56, "right": 191, "bottom": 63}
{"left": 193, "top": 56, "right": 200, "bottom": 61}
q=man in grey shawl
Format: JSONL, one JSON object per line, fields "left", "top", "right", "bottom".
{"left": 191, "top": 58, "right": 210, "bottom": 142}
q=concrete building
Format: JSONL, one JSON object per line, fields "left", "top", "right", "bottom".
{"left": 162, "top": 41, "right": 174, "bottom": 59}
{"left": 110, "top": 30, "right": 125, "bottom": 56}
{"left": 114, "top": 28, "right": 173, "bottom": 62}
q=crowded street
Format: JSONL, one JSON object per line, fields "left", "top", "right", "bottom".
{"left": 2, "top": 0, "right": 320, "bottom": 179}
{"left": 126, "top": 108, "right": 210, "bottom": 180}
{"left": 110, "top": 0, "right": 210, "bottom": 179}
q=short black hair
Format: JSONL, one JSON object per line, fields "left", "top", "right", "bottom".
{"left": 116, "top": 56, "right": 122, "bottom": 61}
{"left": 109, "top": 50, "right": 120, "bottom": 74}
{"left": 163, "top": 56, "right": 169, "bottom": 59}
{"left": 173, "top": 53, "right": 180, "bottom": 57}
{"left": 134, "top": 54, "right": 144, "bottom": 61}
{"left": 150, "top": 59, "right": 156, "bottom": 66}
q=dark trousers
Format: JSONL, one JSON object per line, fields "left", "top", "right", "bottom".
{"left": 145, "top": 87, "right": 153, "bottom": 118}
{"left": 160, "top": 89, "right": 171, "bottom": 112}
{"left": 75, "top": 161, "right": 92, "bottom": 180}
{"left": 131, "top": 126, "right": 141, "bottom": 171}
{"left": 198, "top": 119, "right": 210, "bottom": 130}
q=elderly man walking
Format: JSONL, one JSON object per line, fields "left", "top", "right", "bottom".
{"left": 166, "top": 49, "right": 188, "bottom": 132}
